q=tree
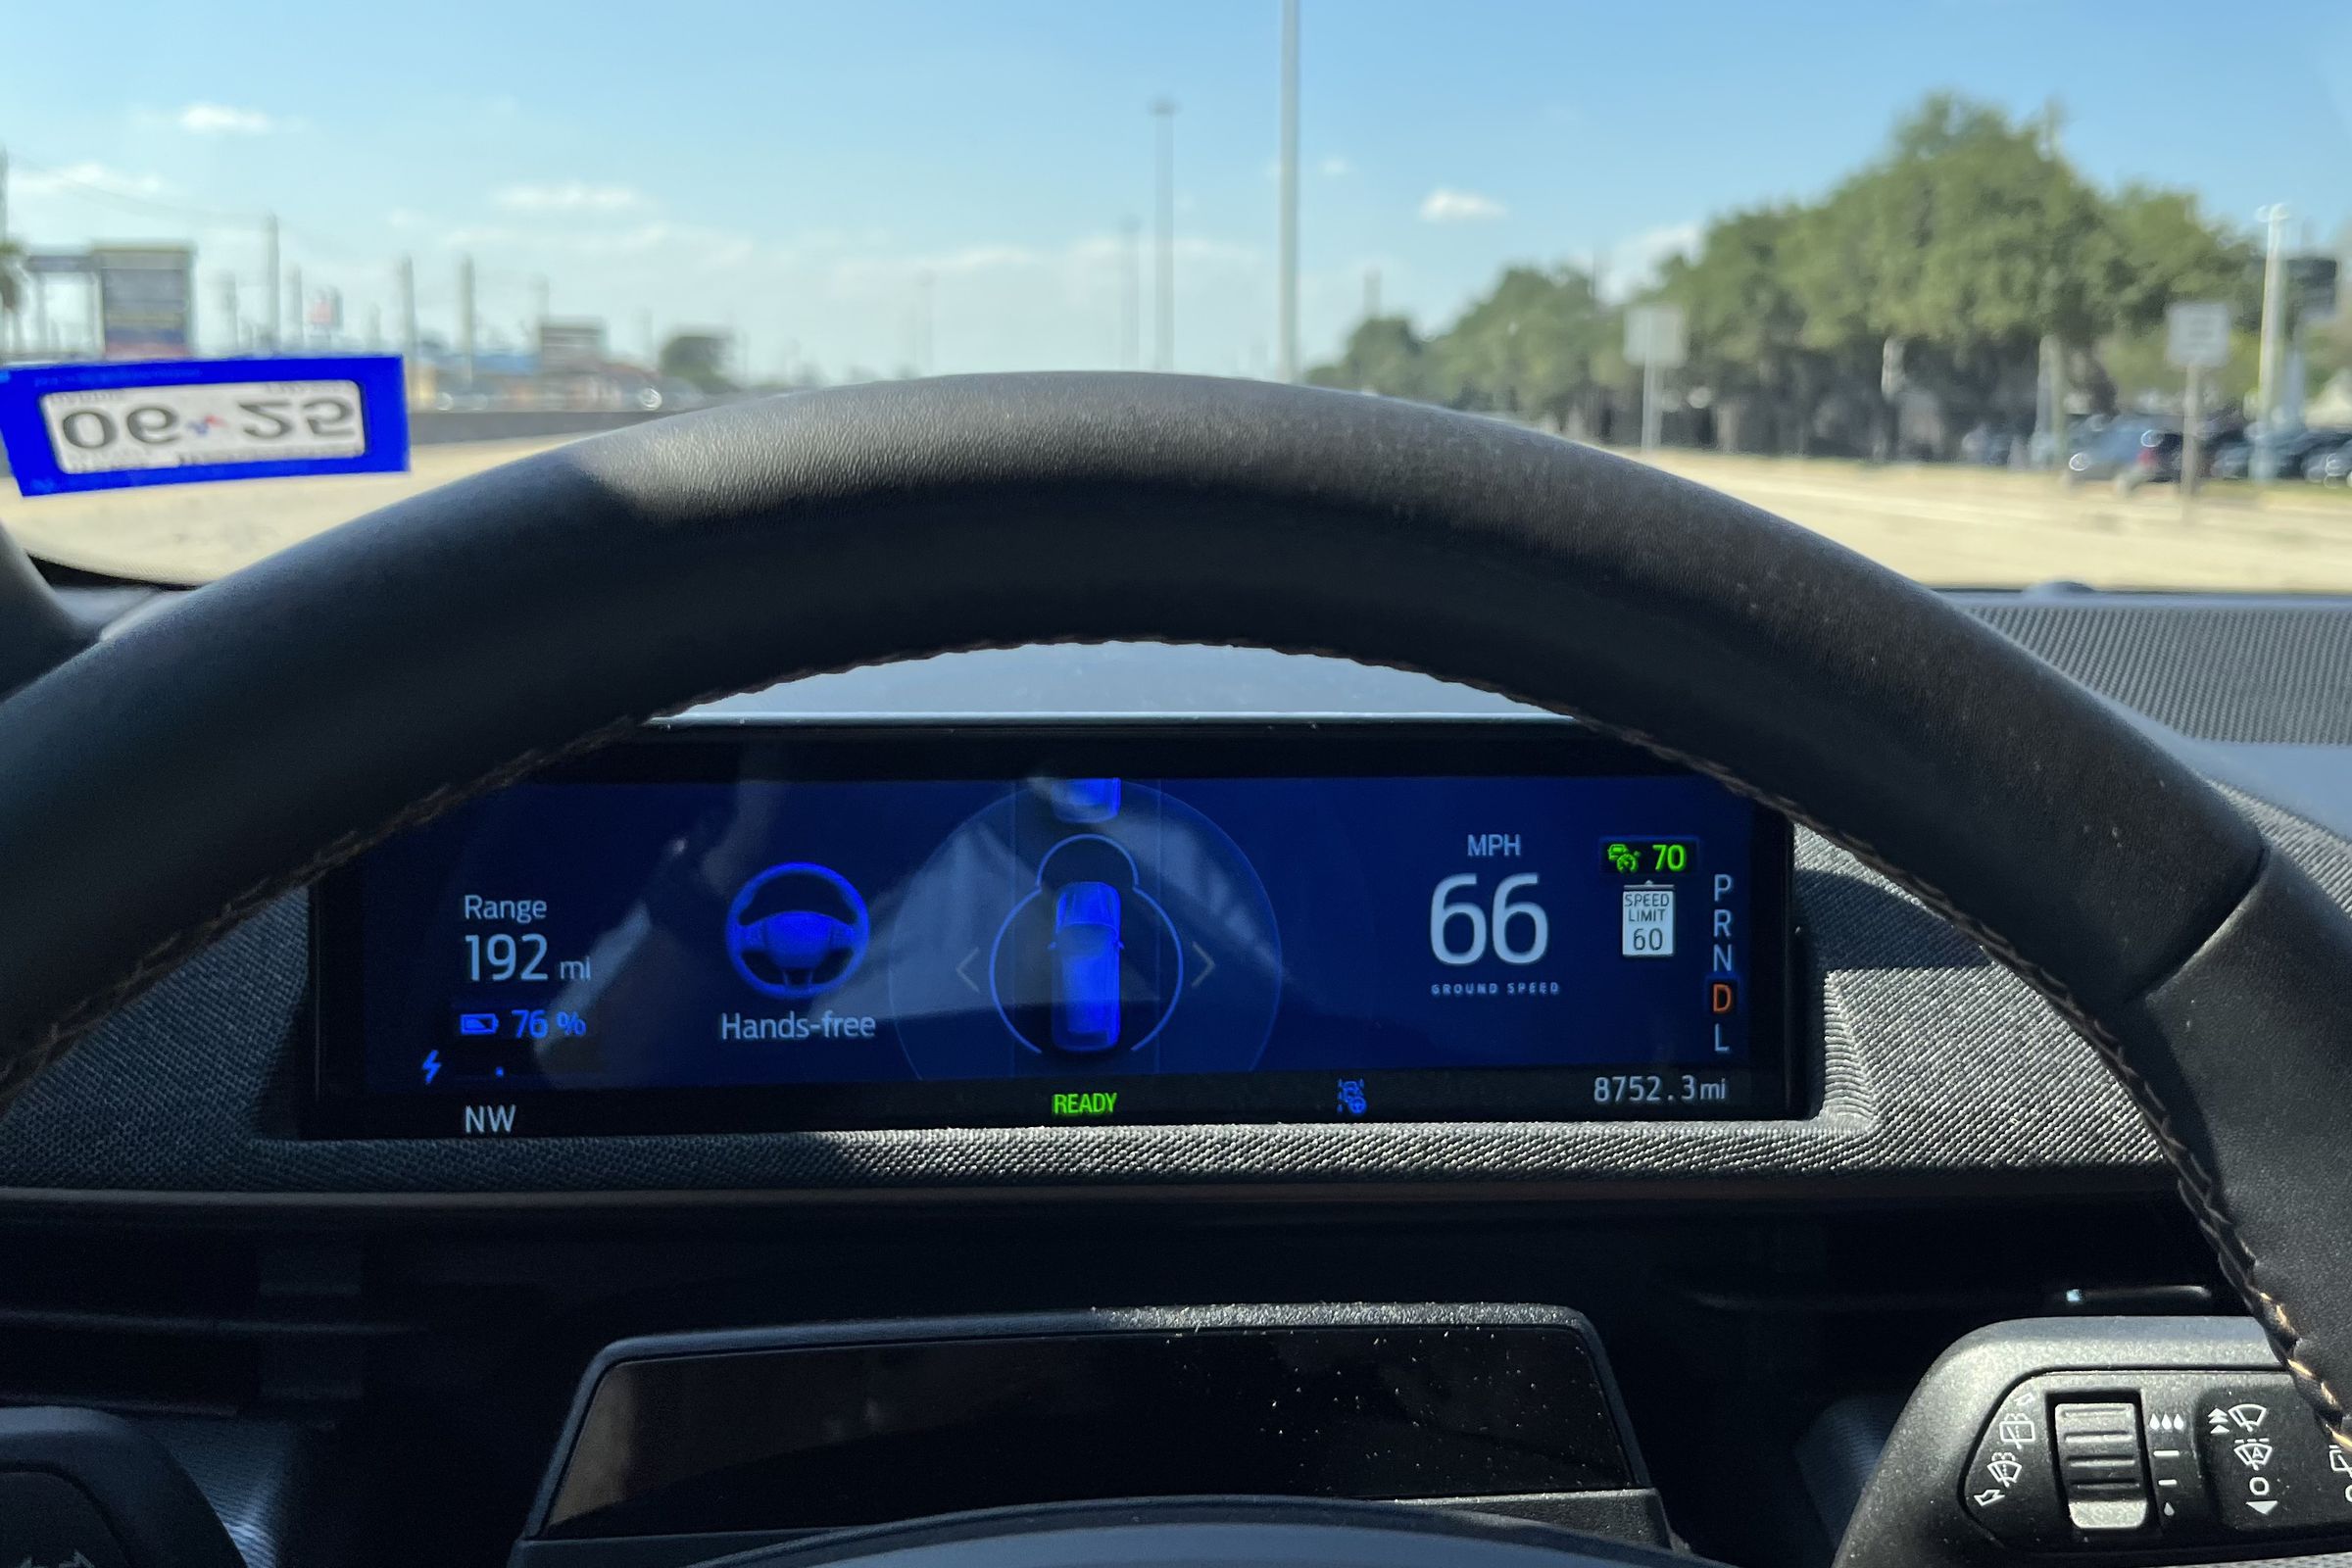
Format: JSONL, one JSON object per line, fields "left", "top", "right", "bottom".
{"left": 1302, "top": 90, "right": 2259, "bottom": 457}
{"left": 658, "top": 332, "right": 739, "bottom": 394}
{"left": 1432, "top": 265, "right": 1610, "bottom": 426}
{"left": 1305, "top": 316, "right": 1435, "bottom": 401}
{"left": 2087, "top": 186, "right": 2258, "bottom": 332}
{"left": 1787, "top": 94, "right": 2113, "bottom": 447}
{"left": 1653, "top": 207, "right": 1843, "bottom": 451}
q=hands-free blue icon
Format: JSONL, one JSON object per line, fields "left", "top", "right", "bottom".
{"left": 1050, "top": 881, "right": 1124, "bottom": 1053}
{"left": 726, "top": 862, "right": 870, "bottom": 999}
{"left": 1337, "top": 1078, "right": 1369, "bottom": 1116}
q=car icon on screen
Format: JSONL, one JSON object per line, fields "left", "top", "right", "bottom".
{"left": 1050, "top": 881, "right": 1124, "bottom": 1053}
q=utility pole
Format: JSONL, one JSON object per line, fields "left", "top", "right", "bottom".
{"left": 2034, "top": 109, "right": 2064, "bottom": 473}
{"left": 914, "top": 270, "right": 935, "bottom": 375}
{"left": 1276, "top": 0, "right": 1299, "bottom": 382}
{"left": 1, "top": 143, "right": 14, "bottom": 359}
{"left": 216, "top": 273, "right": 238, "bottom": 354}
{"left": 457, "top": 255, "right": 476, "bottom": 386}
{"left": 2254, "top": 204, "right": 2291, "bottom": 479}
{"left": 0, "top": 143, "right": 10, "bottom": 359}
{"left": 262, "top": 214, "right": 280, "bottom": 351}
{"left": 286, "top": 265, "right": 304, "bottom": 350}
{"left": 396, "top": 254, "right": 417, "bottom": 355}
{"left": 640, "top": 310, "right": 656, "bottom": 368}
{"left": 1362, "top": 266, "right": 1381, "bottom": 322}
{"left": 531, "top": 274, "right": 550, "bottom": 345}
{"left": 1119, "top": 217, "right": 1141, "bottom": 369}
{"left": 1150, "top": 97, "right": 1177, "bottom": 372}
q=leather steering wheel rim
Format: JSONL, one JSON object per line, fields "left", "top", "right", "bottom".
{"left": 734, "top": 1496, "right": 1692, "bottom": 1566}
{"left": 3, "top": 373, "right": 2350, "bottom": 1438}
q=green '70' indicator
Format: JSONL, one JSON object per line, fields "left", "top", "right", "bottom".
{"left": 1599, "top": 838, "right": 1700, "bottom": 876}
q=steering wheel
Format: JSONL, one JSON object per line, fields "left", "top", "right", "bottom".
{"left": 3, "top": 374, "right": 2351, "bottom": 1563}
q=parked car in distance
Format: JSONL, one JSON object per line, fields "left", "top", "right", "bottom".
{"left": 2305, "top": 437, "right": 2352, "bottom": 485}
{"left": 2068, "top": 420, "right": 2180, "bottom": 489}
{"left": 2210, "top": 427, "right": 2345, "bottom": 480}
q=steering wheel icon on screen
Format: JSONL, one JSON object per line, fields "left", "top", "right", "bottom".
{"left": 725, "top": 862, "right": 871, "bottom": 1000}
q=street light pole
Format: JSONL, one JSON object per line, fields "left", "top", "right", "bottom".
{"left": 1150, "top": 97, "right": 1177, "bottom": 372}
{"left": 1119, "top": 216, "right": 1141, "bottom": 369}
{"left": 396, "top": 256, "right": 417, "bottom": 403}
{"left": 458, "top": 255, "right": 476, "bottom": 387}
{"left": 1276, "top": 0, "right": 1299, "bottom": 382}
{"left": 2254, "top": 203, "right": 2291, "bottom": 479}
{"left": 914, "top": 269, "right": 935, "bottom": 375}
{"left": 262, "top": 213, "right": 280, "bottom": 351}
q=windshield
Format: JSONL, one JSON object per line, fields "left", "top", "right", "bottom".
{"left": 2, "top": 1, "right": 2347, "bottom": 589}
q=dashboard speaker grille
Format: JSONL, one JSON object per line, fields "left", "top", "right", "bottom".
{"left": 1965, "top": 600, "right": 2352, "bottom": 745}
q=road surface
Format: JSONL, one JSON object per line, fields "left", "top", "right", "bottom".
{"left": 9, "top": 430, "right": 2352, "bottom": 591}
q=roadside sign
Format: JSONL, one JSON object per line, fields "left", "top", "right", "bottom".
{"left": 92, "top": 245, "right": 195, "bottom": 361}
{"left": 2288, "top": 256, "right": 2339, "bottom": 323}
{"left": 538, "top": 318, "right": 609, "bottom": 372}
{"left": 2166, "top": 301, "right": 2231, "bottom": 369}
{"left": 1624, "top": 304, "right": 1687, "bottom": 369}
{"left": 23, "top": 251, "right": 96, "bottom": 276}
{"left": 0, "top": 355, "right": 410, "bottom": 497}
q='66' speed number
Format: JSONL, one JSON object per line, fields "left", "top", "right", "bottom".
{"left": 38, "top": 378, "right": 367, "bottom": 474}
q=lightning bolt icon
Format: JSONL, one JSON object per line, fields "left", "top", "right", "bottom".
{"left": 422, "top": 1050, "right": 442, "bottom": 1085}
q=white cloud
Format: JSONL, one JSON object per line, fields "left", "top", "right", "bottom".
{"left": 177, "top": 102, "right": 278, "bottom": 136}
{"left": 14, "top": 162, "right": 168, "bottom": 198}
{"left": 1600, "top": 220, "right": 1701, "bottom": 301}
{"left": 492, "top": 181, "right": 645, "bottom": 214}
{"left": 1419, "top": 187, "right": 1506, "bottom": 223}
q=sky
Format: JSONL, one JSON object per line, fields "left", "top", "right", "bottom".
{"left": 5, "top": 0, "right": 2351, "bottom": 381}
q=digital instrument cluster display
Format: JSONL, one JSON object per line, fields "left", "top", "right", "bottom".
{"left": 309, "top": 726, "right": 1793, "bottom": 1137}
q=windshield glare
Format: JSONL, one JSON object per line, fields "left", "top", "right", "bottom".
{"left": 2, "top": 1, "right": 2348, "bottom": 589}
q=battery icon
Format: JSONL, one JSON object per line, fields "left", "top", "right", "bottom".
{"left": 457, "top": 1011, "right": 501, "bottom": 1037}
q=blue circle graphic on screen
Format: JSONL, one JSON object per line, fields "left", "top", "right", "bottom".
{"left": 725, "top": 862, "right": 871, "bottom": 999}
{"left": 985, "top": 837, "right": 1187, "bottom": 1058}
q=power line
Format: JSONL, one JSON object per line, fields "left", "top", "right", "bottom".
{"left": 11, "top": 155, "right": 265, "bottom": 228}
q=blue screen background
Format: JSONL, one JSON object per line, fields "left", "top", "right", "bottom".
{"left": 355, "top": 772, "right": 1760, "bottom": 1095}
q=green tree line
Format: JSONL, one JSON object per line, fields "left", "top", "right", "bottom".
{"left": 1308, "top": 94, "right": 2266, "bottom": 458}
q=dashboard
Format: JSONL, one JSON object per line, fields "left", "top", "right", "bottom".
{"left": 1, "top": 594, "right": 2350, "bottom": 1202}
{"left": 3, "top": 582, "right": 2351, "bottom": 1568}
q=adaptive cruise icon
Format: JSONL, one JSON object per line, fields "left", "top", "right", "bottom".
{"left": 725, "top": 862, "right": 871, "bottom": 1000}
